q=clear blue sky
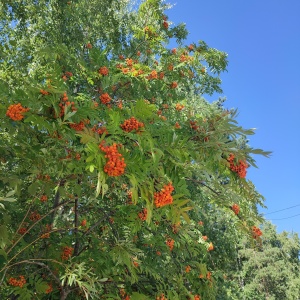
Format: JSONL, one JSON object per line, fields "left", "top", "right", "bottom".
{"left": 167, "top": 0, "right": 300, "bottom": 233}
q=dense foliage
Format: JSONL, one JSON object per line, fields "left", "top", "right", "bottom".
{"left": 0, "top": 0, "right": 278, "bottom": 299}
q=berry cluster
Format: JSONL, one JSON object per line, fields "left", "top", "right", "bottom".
{"left": 175, "top": 103, "right": 184, "bottom": 111}
{"left": 193, "top": 295, "right": 201, "bottom": 300}
{"left": 166, "top": 238, "right": 174, "bottom": 251}
{"left": 29, "top": 211, "right": 41, "bottom": 222}
{"left": 98, "top": 66, "right": 109, "bottom": 76}
{"left": 41, "top": 224, "right": 52, "bottom": 239}
{"left": 18, "top": 227, "right": 27, "bottom": 235}
{"left": 185, "top": 265, "right": 191, "bottom": 273}
{"left": 120, "top": 117, "right": 144, "bottom": 133}
{"left": 170, "top": 81, "right": 178, "bottom": 89}
{"left": 61, "top": 246, "right": 73, "bottom": 260}
{"left": 180, "top": 54, "right": 193, "bottom": 62}
{"left": 207, "top": 242, "right": 214, "bottom": 251}
{"left": 138, "top": 208, "right": 148, "bottom": 221}
{"left": 99, "top": 143, "right": 126, "bottom": 176}
{"left": 6, "top": 103, "right": 29, "bottom": 121}
{"left": 120, "top": 289, "right": 131, "bottom": 300}
{"left": 231, "top": 203, "right": 240, "bottom": 215}
{"left": 154, "top": 183, "right": 174, "bottom": 208}
{"left": 8, "top": 275, "right": 26, "bottom": 288}
{"left": 189, "top": 120, "right": 199, "bottom": 131}
{"left": 174, "top": 122, "right": 181, "bottom": 129}
{"left": 61, "top": 71, "right": 73, "bottom": 81}
{"left": 100, "top": 93, "right": 111, "bottom": 104}
{"left": 227, "top": 154, "right": 248, "bottom": 178}
{"left": 252, "top": 226, "right": 262, "bottom": 239}
{"left": 147, "top": 70, "right": 158, "bottom": 80}
{"left": 132, "top": 260, "right": 139, "bottom": 267}
{"left": 40, "top": 89, "right": 49, "bottom": 95}
{"left": 92, "top": 125, "right": 108, "bottom": 135}
{"left": 69, "top": 120, "right": 88, "bottom": 131}
{"left": 58, "top": 92, "right": 76, "bottom": 117}
{"left": 156, "top": 294, "right": 168, "bottom": 300}
{"left": 45, "top": 283, "right": 53, "bottom": 294}
{"left": 40, "top": 194, "right": 48, "bottom": 202}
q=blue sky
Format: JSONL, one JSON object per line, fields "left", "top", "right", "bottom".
{"left": 167, "top": 0, "right": 300, "bottom": 233}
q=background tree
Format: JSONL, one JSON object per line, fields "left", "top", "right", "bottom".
{"left": 0, "top": 0, "right": 270, "bottom": 299}
{"left": 234, "top": 222, "right": 300, "bottom": 300}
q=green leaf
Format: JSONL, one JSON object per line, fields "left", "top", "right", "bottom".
{"left": 0, "top": 248, "right": 7, "bottom": 260}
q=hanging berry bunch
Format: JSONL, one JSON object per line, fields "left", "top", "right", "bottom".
{"left": 138, "top": 208, "right": 148, "bottom": 221}
{"left": 120, "top": 117, "right": 144, "bottom": 133}
{"left": 154, "top": 183, "right": 174, "bottom": 208}
{"left": 6, "top": 103, "right": 29, "bottom": 121}
{"left": 58, "top": 92, "right": 76, "bottom": 117}
{"left": 8, "top": 275, "right": 26, "bottom": 288}
{"left": 252, "top": 226, "right": 262, "bottom": 239}
{"left": 227, "top": 153, "right": 248, "bottom": 178}
{"left": 166, "top": 238, "right": 174, "bottom": 251}
{"left": 99, "top": 142, "right": 126, "bottom": 176}
{"left": 231, "top": 203, "right": 240, "bottom": 215}
{"left": 61, "top": 246, "right": 73, "bottom": 260}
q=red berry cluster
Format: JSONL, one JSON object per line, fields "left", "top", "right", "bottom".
{"left": 92, "top": 125, "right": 108, "bottom": 135}
{"left": 120, "top": 117, "right": 144, "bottom": 133}
{"left": 99, "top": 93, "right": 112, "bottom": 104}
{"left": 6, "top": 103, "right": 29, "bottom": 121}
{"left": 99, "top": 142, "right": 126, "bottom": 176}
{"left": 170, "top": 81, "right": 178, "bottom": 89}
{"left": 185, "top": 265, "right": 191, "bottom": 273}
{"left": 58, "top": 92, "right": 76, "bottom": 117}
{"left": 207, "top": 242, "right": 214, "bottom": 251}
{"left": 189, "top": 120, "right": 199, "bottom": 131}
{"left": 138, "top": 208, "right": 148, "bottom": 221}
{"left": 147, "top": 70, "right": 158, "bottom": 80}
{"left": 231, "top": 203, "right": 240, "bottom": 215}
{"left": 227, "top": 154, "right": 248, "bottom": 178}
{"left": 8, "top": 275, "right": 26, "bottom": 288}
{"left": 98, "top": 66, "right": 109, "bottom": 76}
{"left": 45, "top": 283, "right": 53, "bottom": 294}
{"left": 175, "top": 103, "right": 184, "bottom": 111}
{"left": 18, "top": 227, "right": 27, "bottom": 235}
{"left": 154, "top": 183, "right": 174, "bottom": 208}
{"left": 166, "top": 238, "right": 174, "bottom": 251}
{"left": 61, "top": 71, "right": 73, "bottom": 81}
{"left": 40, "top": 194, "right": 48, "bottom": 202}
{"left": 40, "top": 89, "right": 50, "bottom": 95}
{"left": 156, "top": 294, "right": 168, "bottom": 300}
{"left": 120, "top": 288, "right": 131, "bottom": 300}
{"left": 41, "top": 224, "right": 52, "bottom": 239}
{"left": 61, "top": 246, "right": 73, "bottom": 260}
{"left": 29, "top": 211, "right": 41, "bottom": 222}
{"left": 252, "top": 226, "right": 262, "bottom": 239}
{"left": 69, "top": 120, "right": 89, "bottom": 131}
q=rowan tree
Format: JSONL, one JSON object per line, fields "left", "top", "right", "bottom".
{"left": 0, "top": 0, "right": 270, "bottom": 299}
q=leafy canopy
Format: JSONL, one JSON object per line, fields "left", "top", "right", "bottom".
{"left": 0, "top": 0, "right": 270, "bottom": 299}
